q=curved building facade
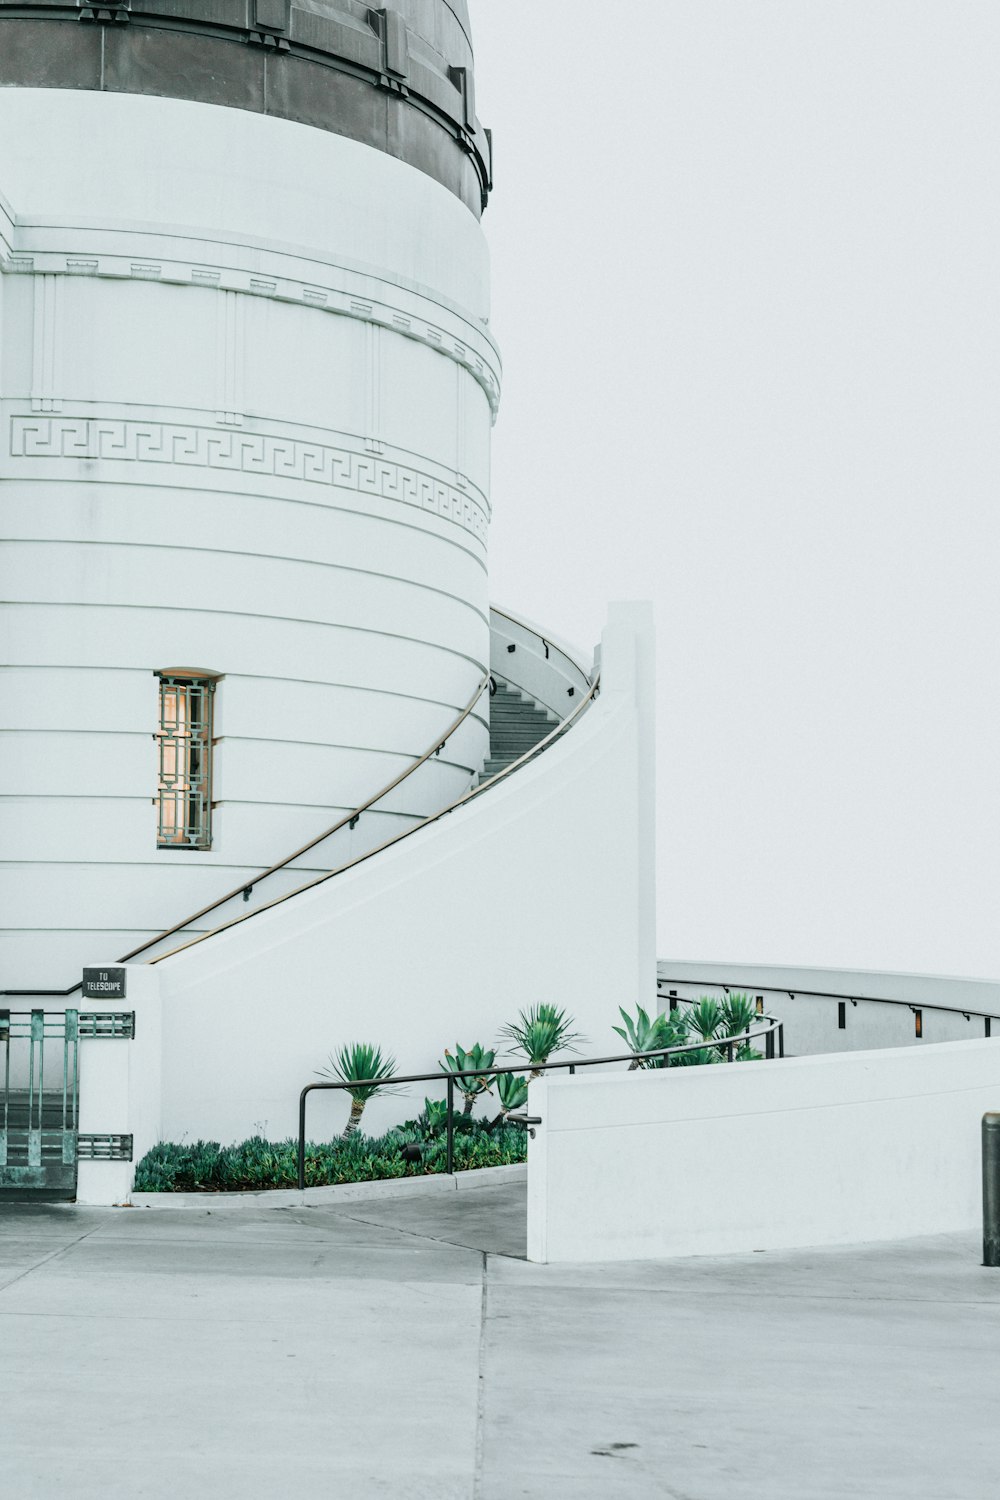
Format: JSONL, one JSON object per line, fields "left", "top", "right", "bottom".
{"left": 0, "top": 1, "right": 499, "bottom": 986}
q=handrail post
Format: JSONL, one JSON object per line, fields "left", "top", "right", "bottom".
{"left": 446, "top": 1074, "right": 454, "bottom": 1176}
{"left": 766, "top": 1027, "right": 775, "bottom": 1061}
{"left": 778, "top": 1022, "right": 785, "bottom": 1059}
{"left": 297, "top": 1087, "right": 309, "bottom": 1191}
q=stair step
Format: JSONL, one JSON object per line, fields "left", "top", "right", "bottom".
{"left": 479, "top": 681, "right": 563, "bottom": 785}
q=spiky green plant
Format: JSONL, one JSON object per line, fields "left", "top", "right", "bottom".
{"left": 489, "top": 1071, "right": 529, "bottom": 1128}
{"left": 317, "top": 1043, "right": 401, "bottom": 1140}
{"left": 686, "top": 997, "right": 725, "bottom": 1043}
{"left": 612, "top": 1004, "right": 693, "bottom": 1069}
{"left": 721, "top": 993, "right": 757, "bottom": 1042}
{"left": 499, "top": 1004, "right": 584, "bottom": 1078}
{"left": 440, "top": 1043, "right": 497, "bottom": 1116}
{"left": 422, "top": 1097, "right": 450, "bottom": 1136}
{"left": 650, "top": 1009, "right": 695, "bottom": 1067}
{"left": 672, "top": 1044, "right": 723, "bottom": 1067}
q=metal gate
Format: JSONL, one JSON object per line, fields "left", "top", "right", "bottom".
{"left": 0, "top": 1008, "right": 134, "bottom": 1198}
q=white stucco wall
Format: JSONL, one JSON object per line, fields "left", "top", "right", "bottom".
{"left": 75, "top": 965, "right": 162, "bottom": 1207}
{"left": 527, "top": 1034, "right": 1000, "bottom": 1262}
{"left": 0, "top": 90, "right": 499, "bottom": 989}
{"left": 143, "top": 603, "right": 655, "bottom": 1147}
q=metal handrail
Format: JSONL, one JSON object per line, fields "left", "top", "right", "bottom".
{"left": 656, "top": 975, "right": 1000, "bottom": 1033}
{"left": 0, "top": 673, "right": 491, "bottom": 998}
{"left": 148, "top": 671, "right": 602, "bottom": 965}
{"left": 2, "top": 608, "right": 593, "bottom": 996}
{"left": 296, "top": 1011, "right": 784, "bottom": 1189}
{"left": 488, "top": 604, "right": 593, "bottom": 689}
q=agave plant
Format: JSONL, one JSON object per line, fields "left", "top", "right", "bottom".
{"left": 423, "top": 1097, "right": 450, "bottom": 1137}
{"left": 613, "top": 1004, "right": 665, "bottom": 1069}
{"left": 652, "top": 1009, "right": 694, "bottom": 1067}
{"left": 499, "top": 1004, "right": 584, "bottom": 1078}
{"left": 613, "top": 1004, "right": 693, "bottom": 1069}
{"left": 489, "top": 1071, "right": 529, "bottom": 1128}
{"left": 735, "top": 1043, "right": 763, "bottom": 1062}
{"left": 440, "top": 1043, "right": 497, "bottom": 1116}
{"left": 317, "top": 1042, "right": 401, "bottom": 1141}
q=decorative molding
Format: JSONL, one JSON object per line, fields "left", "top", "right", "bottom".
{"left": 216, "top": 289, "right": 246, "bottom": 427}
{"left": 0, "top": 249, "right": 501, "bottom": 419}
{"left": 364, "top": 321, "right": 383, "bottom": 456}
{"left": 30, "top": 274, "right": 60, "bottom": 414}
{"left": 8, "top": 416, "right": 489, "bottom": 544}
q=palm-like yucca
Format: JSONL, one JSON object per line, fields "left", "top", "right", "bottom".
{"left": 720, "top": 993, "right": 757, "bottom": 1042}
{"left": 317, "top": 1043, "right": 401, "bottom": 1141}
{"left": 685, "top": 997, "right": 725, "bottom": 1043}
{"left": 499, "top": 1004, "right": 584, "bottom": 1078}
{"left": 685, "top": 994, "right": 763, "bottom": 1063}
{"left": 489, "top": 1071, "right": 529, "bottom": 1128}
{"left": 440, "top": 1043, "right": 497, "bottom": 1116}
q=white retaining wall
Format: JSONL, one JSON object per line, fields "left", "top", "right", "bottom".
{"left": 527, "top": 1035, "right": 1000, "bottom": 1263}
{"left": 657, "top": 961, "right": 1000, "bottom": 1054}
{"left": 128, "top": 602, "right": 656, "bottom": 1150}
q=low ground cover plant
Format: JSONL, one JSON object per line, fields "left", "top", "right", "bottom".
{"left": 134, "top": 1114, "right": 528, "bottom": 1193}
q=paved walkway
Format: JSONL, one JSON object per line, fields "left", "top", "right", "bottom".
{"left": 2, "top": 1182, "right": 998, "bottom": 1498}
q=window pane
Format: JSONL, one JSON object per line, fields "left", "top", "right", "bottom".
{"left": 156, "top": 676, "right": 214, "bottom": 848}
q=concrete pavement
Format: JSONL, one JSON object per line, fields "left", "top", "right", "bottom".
{"left": 2, "top": 1181, "right": 999, "bottom": 1498}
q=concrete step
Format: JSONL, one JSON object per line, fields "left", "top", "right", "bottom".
{"left": 479, "top": 682, "right": 559, "bottom": 785}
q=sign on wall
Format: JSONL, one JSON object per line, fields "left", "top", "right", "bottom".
{"left": 81, "top": 967, "right": 127, "bottom": 1000}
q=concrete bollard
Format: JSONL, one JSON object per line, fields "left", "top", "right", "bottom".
{"left": 983, "top": 1114, "right": 1000, "bottom": 1267}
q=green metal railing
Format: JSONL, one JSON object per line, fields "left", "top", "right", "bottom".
{"left": 0, "top": 1008, "right": 136, "bottom": 1197}
{"left": 0, "top": 1009, "right": 80, "bottom": 1196}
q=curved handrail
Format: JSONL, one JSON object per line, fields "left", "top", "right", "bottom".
{"left": 0, "top": 672, "right": 491, "bottom": 997}
{"left": 296, "top": 1009, "right": 784, "bottom": 1188}
{"left": 656, "top": 974, "right": 1000, "bottom": 1028}
{"left": 488, "top": 603, "right": 593, "bottom": 695}
{"left": 149, "top": 672, "right": 602, "bottom": 965}
{"left": 114, "top": 671, "right": 491, "bottom": 966}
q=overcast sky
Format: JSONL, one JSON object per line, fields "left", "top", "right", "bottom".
{"left": 469, "top": 2, "right": 1000, "bottom": 979}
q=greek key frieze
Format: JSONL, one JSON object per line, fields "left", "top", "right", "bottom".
{"left": 8, "top": 417, "right": 489, "bottom": 543}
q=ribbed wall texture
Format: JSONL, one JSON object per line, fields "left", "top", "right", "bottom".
{"left": 0, "top": 88, "right": 499, "bottom": 987}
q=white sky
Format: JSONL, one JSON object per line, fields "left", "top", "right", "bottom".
{"left": 469, "top": 1, "right": 1000, "bottom": 978}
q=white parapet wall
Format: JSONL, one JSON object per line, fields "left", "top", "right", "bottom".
{"left": 143, "top": 602, "right": 657, "bottom": 1151}
{"left": 527, "top": 1033, "right": 1000, "bottom": 1263}
{"left": 657, "top": 961, "right": 1000, "bottom": 1054}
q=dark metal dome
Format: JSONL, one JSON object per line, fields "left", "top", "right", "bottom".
{"left": 0, "top": 1, "right": 492, "bottom": 214}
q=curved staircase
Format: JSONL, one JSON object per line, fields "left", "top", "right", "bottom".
{"left": 481, "top": 682, "right": 557, "bottom": 783}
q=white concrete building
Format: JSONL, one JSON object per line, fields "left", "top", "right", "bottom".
{"left": 0, "top": 3, "right": 658, "bottom": 1199}
{"left": 0, "top": 1, "right": 505, "bottom": 985}
{"left": 3, "top": 7, "right": 995, "bottom": 1251}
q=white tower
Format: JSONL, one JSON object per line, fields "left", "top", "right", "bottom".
{"left": 0, "top": 1, "right": 500, "bottom": 987}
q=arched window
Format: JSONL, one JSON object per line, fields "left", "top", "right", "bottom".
{"left": 155, "top": 672, "right": 218, "bottom": 849}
